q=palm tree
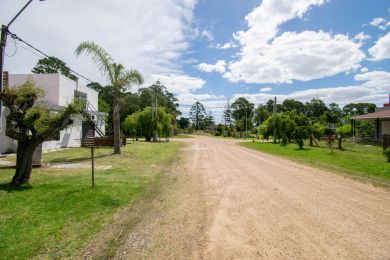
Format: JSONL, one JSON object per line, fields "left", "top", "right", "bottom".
{"left": 75, "top": 42, "right": 144, "bottom": 154}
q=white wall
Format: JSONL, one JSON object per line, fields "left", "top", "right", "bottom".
{"left": 1, "top": 73, "right": 102, "bottom": 153}
{"left": 0, "top": 107, "right": 17, "bottom": 154}
{"left": 42, "top": 115, "right": 83, "bottom": 151}
{"left": 382, "top": 120, "right": 390, "bottom": 135}
{"left": 9, "top": 74, "right": 60, "bottom": 106}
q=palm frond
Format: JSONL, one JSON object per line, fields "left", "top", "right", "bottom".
{"left": 123, "top": 69, "right": 144, "bottom": 86}
{"left": 75, "top": 42, "right": 114, "bottom": 83}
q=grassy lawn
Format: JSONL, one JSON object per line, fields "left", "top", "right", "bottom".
{"left": 0, "top": 141, "right": 181, "bottom": 259}
{"left": 241, "top": 141, "right": 390, "bottom": 184}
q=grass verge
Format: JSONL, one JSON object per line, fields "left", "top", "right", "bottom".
{"left": 0, "top": 141, "right": 181, "bottom": 259}
{"left": 241, "top": 141, "right": 390, "bottom": 185}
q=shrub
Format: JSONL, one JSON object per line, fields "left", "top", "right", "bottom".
{"left": 293, "top": 126, "right": 308, "bottom": 149}
{"left": 384, "top": 147, "right": 390, "bottom": 162}
{"left": 281, "top": 135, "right": 288, "bottom": 146}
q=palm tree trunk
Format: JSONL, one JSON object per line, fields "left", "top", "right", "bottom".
{"left": 113, "top": 98, "right": 121, "bottom": 154}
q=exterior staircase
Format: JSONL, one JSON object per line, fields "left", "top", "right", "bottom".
{"left": 80, "top": 101, "right": 106, "bottom": 137}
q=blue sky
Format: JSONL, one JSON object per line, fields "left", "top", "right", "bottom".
{"left": 1, "top": 0, "right": 390, "bottom": 121}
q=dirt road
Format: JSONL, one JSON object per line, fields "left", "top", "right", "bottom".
{"left": 117, "top": 136, "right": 390, "bottom": 259}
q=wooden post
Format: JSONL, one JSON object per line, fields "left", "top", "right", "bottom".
{"left": 338, "top": 135, "right": 342, "bottom": 150}
{"left": 91, "top": 147, "right": 95, "bottom": 188}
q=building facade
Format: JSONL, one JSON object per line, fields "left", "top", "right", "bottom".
{"left": 0, "top": 73, "right": 105, "bottom": 154}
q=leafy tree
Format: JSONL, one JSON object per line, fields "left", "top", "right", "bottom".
{"left": 231, "top": 97, "right": 254, "bottom": 131}
{"left": 119, "top": 92, "right": 141, "bottom": 122}
{"left": 223, "top": 100, "right": 233, "bottom": 127}
{"left": 342, "top": 103, "right": 376, "bottom": 117}
{"left": 204, "top": 112, "right": 215, "bottom": 130}
{"left": 254, "top": 104, "right": 270, "bottom": 127}
{"left": 123, "top": 107, "right": 174, "bottom": 141}
{"left": 32, "top": 56, "right": 78, "bottom": 81}
{"left": 265, "top": 98, "right": 283, "bottom": 113}
{"left": 177, "top": 117, "right": 190, "bottom": 129}
{"left": 75, "top": 42, "right": 143, "bottom": 154}
{"left": 310, "top": 122, "right": 325, "bottom": 140}
{"left": 138, "top": 81, "right": 180, "bottom": 117}
{"left": 304, "top": 98, "right": 328, "bottom": 119}
{"left": 0, "top": 79, "right": 82, "bottom": 186}
{"left": 336, "top": 124, "right": 352, "bottom": 137}
{"left": 292, "top": 113, "right": 310, "bottom": 148}
{"left": 281, "top": 99, "right": 304, "bottom": 113}
{"left": 189, "top": 101, "right": 207, "bottom": 130}
{"left": 259, "top": 112, "right": 310, "bottom": 148}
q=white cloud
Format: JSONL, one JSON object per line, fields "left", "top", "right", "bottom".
{"left": 182, "top": 58, "right": 199, "bottom": 64}
{"left": 145, "top": 73, "right": 220, "bottom": 108}
{"left": 224, "top": 30, "right": 365, "bottom": 84}
{"left": 353, "top": 32, "right": 370, "bottom": 43}
{"left": 369, "top": 31, "right": 390, "bottom": 61}
{"left": 0, "top": 0, "right": 198, "bottom": 85}
{"left": 260, "top": 87, "right": 272, "bottom": 92}
{"left": 369, "top": 17, "right": 387, "bottom": 29}
{"left": 234, "top": 0, "right": 326, "bottom": 48}
{"left": 200, "top": 30, "right": 214, "bottom": 41}
{"left": 146, "top": 73, "right": 205, "bottom": 95}
{"left": 197, "top": 60, "right": 226, "bottom": 73}
{"left": 360, "top": 67, "right": 368, "bottom": 73}
{"left": 231, "top": 71, "right": 390, "bottom": 107}
{"left": 222, "top": 0, "right": 365, "bottom": 84}
{"left": 215, "top": 41, "right": 237, "bottom": 49}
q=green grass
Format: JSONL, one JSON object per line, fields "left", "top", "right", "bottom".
{"left": 0, "top": 141, "right": 181, "bottom": 259}
{"left": 241, "top": 141, "right": 390, "bottom": 184}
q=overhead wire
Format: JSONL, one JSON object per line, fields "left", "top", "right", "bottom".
{"left": 6, "top": 29, "right": 96, "bottom": 85}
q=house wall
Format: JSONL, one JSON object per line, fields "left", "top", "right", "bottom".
{"left": 42, "top": 115, "right": 83, "bottom": 151}
{"left": 9, "top": 74, "right": 60, "bottom": 105}
{"left": 1, "top": 73, "right": 103, "bottom": 154}
{"left": 0, "top": 107, "right": 17, "bottom": 153}
{"left": 382, "top": 120, "right": 390, "bottom": 136}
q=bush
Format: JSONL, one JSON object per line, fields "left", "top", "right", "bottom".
{"left": 293, "top": 126, "right": 308, "bottom": 149}
{"left": 384, "top": 148, "right": 390, "bottom": 162}
{"left": 281, "top": 135, "right": 288, "bottom": 146}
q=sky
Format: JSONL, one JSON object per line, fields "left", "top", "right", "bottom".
{"left": 1, "top": 0, "right": 390, "bottom": 122}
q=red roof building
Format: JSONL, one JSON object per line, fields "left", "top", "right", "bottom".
{"left": 351, "top": 96, "right": 390, "bottom": 140}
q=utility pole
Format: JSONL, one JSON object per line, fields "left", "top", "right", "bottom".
{"left": 153, "top": 97, "right": 158, "bottom": 142}
{"left": 1, "top": 0, "right": 46, "bottom": 118}
{"left": 273, "top": 96, "right": 277, "bottom": 143}
{"left": 245, "top": 110, "right": 247, "bottom": 139}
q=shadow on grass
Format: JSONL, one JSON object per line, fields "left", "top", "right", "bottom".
{"left": 294, "top": 147, "right": 311, "bottom": 151}
{"left": 0, "top": 182, "right": 33, "bottom": 193}
{"left": 48, "top": 153, "right": 113, "bottom": 164}
{"left": 0, "top": 165, "right": 16, "bottom": 170}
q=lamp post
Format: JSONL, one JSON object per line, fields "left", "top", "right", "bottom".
{"left": 0, "top": 0, "right": 45, "bottom": 117}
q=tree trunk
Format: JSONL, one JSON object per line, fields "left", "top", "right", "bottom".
{"left": 113, "top": 98, "right": 121, "bottom": 154}
{"left": 12, "top": 141, "right": 36, "bottom": 187}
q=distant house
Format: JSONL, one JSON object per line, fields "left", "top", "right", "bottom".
{"left": 351, "top": 96, "right": 390, "bottom": 140}
{"left": 0, "top": 73, "right": 105, "bottom": 154}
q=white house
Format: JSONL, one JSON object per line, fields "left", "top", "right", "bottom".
{"left": 0, "top": 73, "right": 105, "bottom": 154}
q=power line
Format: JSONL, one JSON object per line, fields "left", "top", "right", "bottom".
{"left": 6, "top": 29, "right": 96, "bottom": 84}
